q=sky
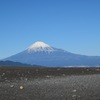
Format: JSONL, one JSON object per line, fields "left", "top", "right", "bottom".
{"left": 0, "top": 0, "right": 100, "bottom": 59}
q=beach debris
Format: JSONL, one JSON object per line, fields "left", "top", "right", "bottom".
{"left": 46, "top": 75, "right": 51, "bottom": 78}
{"left": 86, "top": 69, "right": 89, "bottom": 71}
{"left": 57, "top": 68, "right": 60, "bottom": 71}
{"left": 25, "top": 78, "right": 28, "bottom": 81}
{"left": 62, "top": 74, "right": 66, "bottom": 76}
{"left": 82, "top": 71, "right": 84, "bottom": 73}
{"left": 72, "top": 89, "right": 77, "bottom": 92}
{"left": 20, "top": 86, "right": 24, "bottom": 90}
{"left": 10, "top": 84, "right": 14, "bottom": 88}
{"left": 96, "top": 68, "right": 100, "bottom": 71}
{"left": 72, "top": 95, "right": 77, "bottom": 98}
{"left": 2, "top": 73, "right": 5, "bottom": 76}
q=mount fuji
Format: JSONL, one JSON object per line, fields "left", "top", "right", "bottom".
{"left": 3, "top": 41, "right": 100, "bottom": 67}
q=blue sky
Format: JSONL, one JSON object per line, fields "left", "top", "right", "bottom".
{"left": 0, "top": 0, "right": 100, "bottom": 59}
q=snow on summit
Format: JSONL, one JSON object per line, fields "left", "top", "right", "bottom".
{"left": 29, "top": 41, "right": 50, "bottom": 48}
{"left": 27, "top": 41, "right": 55, "bottom": 52}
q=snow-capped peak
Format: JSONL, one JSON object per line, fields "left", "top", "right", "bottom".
{"left": 27, "top": 41, "right": 55, "bottom": 52}
{"left": 29, "top": 41, "right": 50, "bottom": 48}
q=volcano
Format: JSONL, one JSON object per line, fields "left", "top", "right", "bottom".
{"left": 3, "top": 41, "right": 100, "bottom": 67}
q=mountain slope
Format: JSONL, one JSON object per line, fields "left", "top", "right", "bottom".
{"left": 3, "top": 41, "right": 100, "bottom": 67}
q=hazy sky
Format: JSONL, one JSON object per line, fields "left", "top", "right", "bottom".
{"left": 0, "top": 0, "right": 100, "bottom": 59}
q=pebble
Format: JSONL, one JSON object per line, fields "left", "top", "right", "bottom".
{"left": 72, "top": 89, "right": 77, "bottom": 92}
{"left": 20, "top": 86, "right": 24, "bottom": 90}
{"left": 10, "top": 85, "right": 14, "bottom": 88}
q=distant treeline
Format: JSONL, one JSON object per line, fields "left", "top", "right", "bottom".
{"left": 0, "top": 60, "right": 33, "bottom": 66}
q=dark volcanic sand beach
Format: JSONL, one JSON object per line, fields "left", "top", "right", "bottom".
{"left": 0, "top": 67, "right": 100, "bottom": 100}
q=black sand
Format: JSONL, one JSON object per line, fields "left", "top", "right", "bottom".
{"left": 0, "top": 66, "right": 100, "bottom": 100}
